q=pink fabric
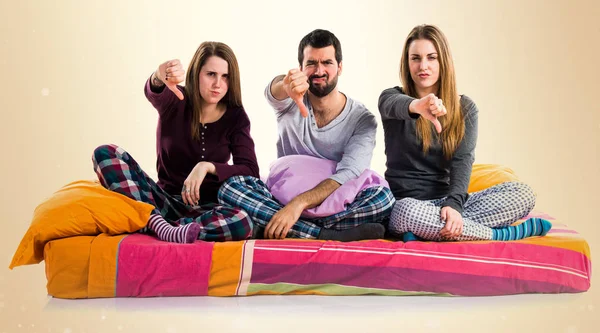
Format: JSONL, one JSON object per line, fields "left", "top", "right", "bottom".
{"left": 249, "top": 234, "right": 592, "bottom": 295}
{"left": 115, "top": 234, "right": 213, "bottom": 297}
{"left": 266, "top": 155, "right": 389, "bottom": 218}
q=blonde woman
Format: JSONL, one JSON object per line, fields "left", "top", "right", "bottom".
{"left": 378, "top": 25, "right": 551, "bottom": 242}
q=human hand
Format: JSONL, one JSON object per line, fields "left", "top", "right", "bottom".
{"left": 182, "top": 162, "right": 209, "bottom": 205}
{"left": 156, "top": 59, "right": 185, "bottom": 100}
{"left": 409, "top": 93, "right": 447, "bottom": 133}
{"left": 282, "top": 68, "right": 309, "bottom": 117}
{"left": 440, "top": 206, "right": 463, "bottom": 239}
{"left": 264, "top": 201, "right": 305, "bottom": 239}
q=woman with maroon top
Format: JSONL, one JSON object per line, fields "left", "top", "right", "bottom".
{"left": 92, "top": 41, "right": 259, "bottom": 243}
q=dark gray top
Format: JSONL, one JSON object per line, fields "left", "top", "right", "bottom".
{"left": 378, "top": 86, "right": 478, "bottom": 213}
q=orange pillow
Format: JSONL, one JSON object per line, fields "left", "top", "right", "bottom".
{"left": 9, "top": 180, "right": 154, "bottom": 269}
{"left": 468, "top": 164, "right": 521, "bottom": 193}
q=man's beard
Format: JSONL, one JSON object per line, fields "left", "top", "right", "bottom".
{"left": 308, "top": 74, "right": 338, "bottom": 97}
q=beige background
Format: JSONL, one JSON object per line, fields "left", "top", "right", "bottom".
{"left": 1, "top": 0, "right": 598, "bottom": 332}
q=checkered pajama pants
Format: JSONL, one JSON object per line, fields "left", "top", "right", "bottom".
{"left": 217, "top": 175, "right": 396, "bottom": 239}
{"left": 92, "top": 144, "right": 253, "bottom": 241}
{"left": 388, "top": 181, "right": 536, "bottom": 241}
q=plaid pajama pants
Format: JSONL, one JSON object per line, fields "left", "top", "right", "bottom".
{"left": 92, "top": 144, "right": 253, "bottom": 241}
{"left": 388, "top": 181, "right": 536, "bottom": 241}
{"left": 217, "top": 175, "right": 396, "bottom": 239}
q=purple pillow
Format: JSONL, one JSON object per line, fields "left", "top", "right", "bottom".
{"left": 266, "top": 155, "right": 389, "bottom": 218}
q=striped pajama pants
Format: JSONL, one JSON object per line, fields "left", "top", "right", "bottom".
{"left": 218, "top": 175, "right": 396, "bottom": 239}
{"left": 388, "top": 181, "right": 536, "bottom": 241}
{"left": 92, "top": 144, "right": 253, "bottom": 242}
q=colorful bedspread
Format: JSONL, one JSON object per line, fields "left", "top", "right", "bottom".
{"left": 44, "top": 213, "right": 591, "bottom": 299}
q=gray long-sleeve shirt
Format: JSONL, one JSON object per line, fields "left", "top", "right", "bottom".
{"left": 265, "top": 81, "right": 377, "bottom": 185}
{"left": 378, "top": 86, "right": 478, "bottom": 213}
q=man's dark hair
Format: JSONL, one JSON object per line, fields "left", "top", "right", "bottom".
{"left": 297, "top": 29, "right": 343, "bottom": 66}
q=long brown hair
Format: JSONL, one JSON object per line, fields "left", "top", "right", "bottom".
{"left": 184, "top": 41, "right": 242, "bottom": 140}
{"left": 400, "top": 24, "right": 464, "bottom": 159}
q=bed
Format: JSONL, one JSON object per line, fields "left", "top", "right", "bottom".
{"left": 10, "top": 165, "right": 592, "bottom": 299}
{"left": 42, "top": 211, "right": 590, "bottom": 299}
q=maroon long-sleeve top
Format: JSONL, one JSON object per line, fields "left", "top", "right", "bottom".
{"left": 144, "top": 78, "right": 259, "bottom": 203}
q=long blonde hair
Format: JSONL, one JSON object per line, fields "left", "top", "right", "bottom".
{"left": 400, "top": 24, "right": 464, "bottom": 159}
{"left": 184, "top": 41, "right": 242, "bottom": 141}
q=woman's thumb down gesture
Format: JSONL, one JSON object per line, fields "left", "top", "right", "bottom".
{"left": 157, "top": 59, "right": 185, "bottom": 100}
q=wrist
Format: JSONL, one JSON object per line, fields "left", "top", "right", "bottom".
{"left": 197, "top": 161, "right": 215, "bottom": 175}
{"left": 289, "top": 197, "right": 309, "bottom": 212}
{"left": 151, "top": 71, "right": 165, "bottom": 88}
{"left": 408, "top": 99, "right": 418, "bottom": 115}
{"left": 271, "top": 75, "right": 289, "bottom": 100}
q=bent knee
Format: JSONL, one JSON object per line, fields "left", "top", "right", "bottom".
{"left": 506, "top": 181, "right": 536, "bottom": 211}
{"left": 519, "top": 183, "right": 536, "bottom": 210}
{"left": 369, "top": 186, "right": 396, "bottom": 212}
{"left": 92, "top": 144, "right": 121, "bottom": 164}
{"left": 392, "top": 198, "right": 424, "bottom": 219}
{"left": 388, "top": 198, "right": 423, "bottom": 234}
{"left": 230, "top": 206, "right": 250, "bottom": 220}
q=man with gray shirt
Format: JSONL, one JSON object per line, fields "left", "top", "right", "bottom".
{"left": 218, "top": 29, "right": 394, "bottom": 241}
